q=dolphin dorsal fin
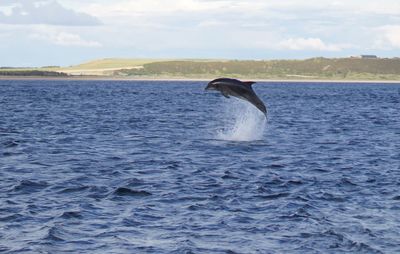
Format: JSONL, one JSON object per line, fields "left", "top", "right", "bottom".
{"left": 242, "top": 81, "right": 256, "bottom": 86}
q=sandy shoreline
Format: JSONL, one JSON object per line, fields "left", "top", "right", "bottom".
{"left": 1, "top": 75, "right": 400, "bottom": 84}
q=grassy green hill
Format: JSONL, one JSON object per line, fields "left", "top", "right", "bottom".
{"left": 116, "top": 58, "right": 400, "bottom": 80}
{"left": 1, "top": 57, "right": 400, "bottom": 80}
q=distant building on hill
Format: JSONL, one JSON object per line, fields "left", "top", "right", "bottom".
{"left": 361, "top": 55, "right": 378, "bottom": 59}
{"left": 349, "top": 55, "right": 378, "bottom": 59}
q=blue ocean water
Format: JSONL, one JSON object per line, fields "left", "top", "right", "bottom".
{"left": 0, "top": 79, "right": 399, "bottom": 253}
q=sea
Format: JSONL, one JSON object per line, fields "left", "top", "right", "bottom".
{"left": 0, "top": 79, "right": 399, "bottom": 253}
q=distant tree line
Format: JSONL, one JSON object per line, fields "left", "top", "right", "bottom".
{"left": 116, "top": 58, "right": 400, "bottom": 79}
{"left": 0, "top": 70, "right": 68, "bottom": 77}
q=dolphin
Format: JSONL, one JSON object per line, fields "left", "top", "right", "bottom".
{"left": 205, "top": 78, "right": 267, "bottom": 116}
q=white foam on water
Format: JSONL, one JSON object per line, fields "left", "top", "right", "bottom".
{"left": 216, "top": 98, "right": 266, "bottom": 141}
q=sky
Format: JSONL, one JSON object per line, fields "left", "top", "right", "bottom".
{"left": 0, "top": 0, "right": 400, "bottom": 66}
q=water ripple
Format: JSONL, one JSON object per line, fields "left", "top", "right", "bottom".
{"left": 0, "top": 80, "right": 399, "bottom": 253}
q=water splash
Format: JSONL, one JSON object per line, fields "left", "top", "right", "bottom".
{"left": 216, "top": 98, "right": 266, "bottom": 141}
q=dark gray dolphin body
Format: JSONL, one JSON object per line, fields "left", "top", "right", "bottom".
{"left": 205, "top": 78, "right": 267, "bottom": 116}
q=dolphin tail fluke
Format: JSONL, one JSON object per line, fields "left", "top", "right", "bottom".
{"left": 243, "top": 92, "right": 267, "bottom": 116}
{"left": 257, "top": 104, "right": 267, "bottom": 117}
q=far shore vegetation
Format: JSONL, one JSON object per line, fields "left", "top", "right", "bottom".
{"left": 1, "top": 57, "right": 400, "bottom": 81}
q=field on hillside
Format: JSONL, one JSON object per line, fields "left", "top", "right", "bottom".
{"left": 63, "top": 59, "right": 163, "bottom": 69}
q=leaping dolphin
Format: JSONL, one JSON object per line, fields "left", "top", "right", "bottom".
{"left": 205, "top": 78, "right": 267, "bottom": 116}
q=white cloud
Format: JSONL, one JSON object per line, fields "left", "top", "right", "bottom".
{"left": 0, "top": 0, "right": 101, "bottom": 26}
{"left": 197, "top": 20, "right": 226, "bottom": 28}
{"left": 279, "top": 37, "right": 347, "bottom": 51}
{"left": 376, "top": 25, "right": 400, "bottom": 48}
{"left": 30, "top": 27, "right": 102, "bottom": 47}
{"left": 2, "top": 0, "right": 400, "bottom": 66}
{"left": 57, "top": 0, "right": 398, "bottom": 53}
{"left": 50, "top": 32, "right": 102, "bottom": 47}
{"left": 71, "top": 0, "right": 399, "bottom": 18}
{"left": 331, "top": 0, "right": 400, "bottom": 16}
{"left": 81, "top": 0, "right": 230, "bottom": 17}
{"left": 0, "top": 4, "right": 16, "bottom": 16}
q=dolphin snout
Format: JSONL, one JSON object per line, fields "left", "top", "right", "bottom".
{"left": 205, "top": 82, "right": 215, "bottom": 91}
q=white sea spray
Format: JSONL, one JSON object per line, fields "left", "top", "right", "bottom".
{"left": 216, "top": 98, "right": 266, "bottom": 141}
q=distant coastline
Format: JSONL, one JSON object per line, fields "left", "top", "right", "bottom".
{"left": 1, "top": 75, "right": 400, "bottom": 84}
{"left": 1, "top": 57, "right": 400, "bottom": 83}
